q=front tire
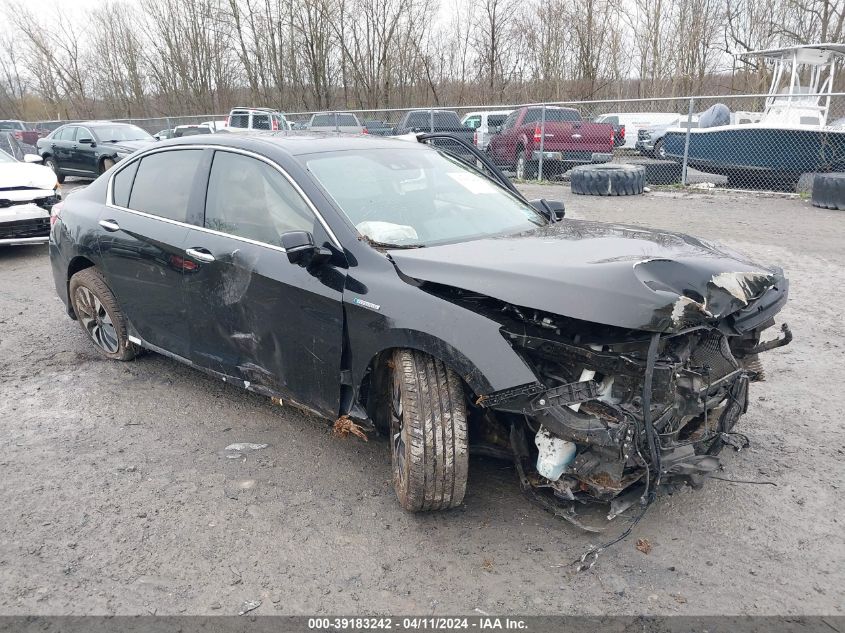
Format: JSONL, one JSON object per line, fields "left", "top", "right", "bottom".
{"left": 44, "top": 157, "right": 65, "bottom": 184}
{"left": 100, "top": 157, "right": 116, "bottom": 174}
{"left": 388, "top": 349, "right": 468, "bottom": 511}
{"left": 69, "top": 268, "right": 139, "bottom": 361}
{"left": 653, "top": 139, "right": 666, "bottom": 160}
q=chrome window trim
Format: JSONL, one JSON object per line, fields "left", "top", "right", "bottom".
{"left": 106, "top": 143, "right": 342, "bottom": 251}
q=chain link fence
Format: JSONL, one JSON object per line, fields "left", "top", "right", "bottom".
{"left": 23, "top": 92, "right": 845, "bottom": 193}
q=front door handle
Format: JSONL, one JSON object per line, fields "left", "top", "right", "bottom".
{"left": 99, "top": 219, "right": 120, "bottom": 232}
{"left": 185, "top": 247, "right": 215, "bottom": 263}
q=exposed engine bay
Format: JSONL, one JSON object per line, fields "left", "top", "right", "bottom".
{"left": 427, "top": 282, "right": 791, "bottom": 526}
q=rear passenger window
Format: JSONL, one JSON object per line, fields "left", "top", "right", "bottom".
{"left": 112, "top": 160, "right": 139, "bottom": 207}
{"left": 128, "top": 150, "right": 203, "bottom": 223}
{"left": 204, "top": 151, "right": 314, "bottom": 244}
{"left": 229, "top": 113, "right": 249, "bottom": 128}
{"left": 252, "top": 113, "right": 270, "bottom": 130}
{"left": 56, "top": 127, "right": 76, "bottom": 141}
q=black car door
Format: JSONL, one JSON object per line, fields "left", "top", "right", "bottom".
{"left": 72, "top": 126, "right": 98, "bottom": 175}
{"left": 97, "top": 148, "right": 208, "bottom": 359}
{"left": 50, "top": 126, "right": 76, "bottom": 170}
{"left": 183, "top": 148, "right": 346, "bottom": 417}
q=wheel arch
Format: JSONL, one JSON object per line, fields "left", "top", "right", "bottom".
{"left": 352, "top": 331, "right": 497, "bottom": 424}
{"left": 65, "top": 256, "right": 97, "bottom": 319}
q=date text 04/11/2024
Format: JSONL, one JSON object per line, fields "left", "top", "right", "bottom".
{"left": 307, "top": 617, "right": 528, "bottom": 630}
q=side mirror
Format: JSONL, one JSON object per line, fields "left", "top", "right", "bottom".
{"left": 281, "top": 230, "right": 331, "bottom": 266}
{"left": 23, "top": 154, "right": 43, "bottom": 164}
{"left": 530, "top": 199, "right": 565, "bottom": 222}
{"left": 78, "top": 137, "right": 95, "bottom": 146}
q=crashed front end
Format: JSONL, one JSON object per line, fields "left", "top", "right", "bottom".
{"left": 472, "top": 270, "right": 791, "bottom": 510}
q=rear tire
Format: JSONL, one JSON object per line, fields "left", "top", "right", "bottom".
{"left": 811, "top": 173, "right": 845, "bottom": 210}
{"left": 44, "top": 157, "right": 65, "bottom": 184}
{"left": 570, "top": 163, "right": 646, "bottom": 196}
{"left": 69, "top": 268, "right": 139, "bottom": 361}
{"left": 388, "top": 349, "right": 468, "bottom": 512}
{"left": 653, "top": 138, "right": 666, "bottom": 160}
{"left": 515, "top": 151, "right": 538, "bottom": 180}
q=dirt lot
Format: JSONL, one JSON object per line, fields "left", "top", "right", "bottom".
{"left": 0, "top": 181, "right": 842, "bottom": 616}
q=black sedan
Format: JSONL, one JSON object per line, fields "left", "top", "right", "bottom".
{"left": 37, "top": 122, "right": 156, "bottom": 183}
{"left": 49, "top": 133, "right": 790, "bottom": 518}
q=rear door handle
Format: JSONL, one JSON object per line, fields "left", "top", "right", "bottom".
{"left": 99, "top": 219, "right": 120, "bottom": 232}
{"left": 186, "top": 247, "right": 215, "bottom": 263}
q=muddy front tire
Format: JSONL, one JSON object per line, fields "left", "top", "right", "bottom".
{"left": 69, "top": 268, "right": 139, "bottom": 361}
{"left": 388, "top": 349, "right": 468, "bottom": 511}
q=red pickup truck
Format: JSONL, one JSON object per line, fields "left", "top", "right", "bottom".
{"left": 0, "top": 120, "right": 43, "bottom": 146}
{"left": 486, "top": 106, "right": 615, "bottom": 179}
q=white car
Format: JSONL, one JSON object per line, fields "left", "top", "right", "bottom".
{"left": 307, "top": 112, "right": 364, "bottom": 134}
{"left": 461, "top": 110, "right": 512, "bottom": 150}
{"left": 594, "top": 112, "right": 682, "bottom": 149}
{"left": 0, "top": 150, "right": 60, "bottom": 246}
{"left": 225, "top": 107, "right": 288, "bottom": 132}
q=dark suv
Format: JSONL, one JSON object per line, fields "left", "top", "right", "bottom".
{"left": 37, "top": 122, "right": 156, "bottom": 182}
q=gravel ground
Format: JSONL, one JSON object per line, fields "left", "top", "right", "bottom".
{"left": 0, "top": 180, "right": 842, "bottom": 616}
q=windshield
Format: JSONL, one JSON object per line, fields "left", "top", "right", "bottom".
{"left": 93, "top": 125, "right": 153, "bottom": 142}
{"left": 0, "top": 121, "right": 25, "bottom": 130}
{"left": 306, "top": 147, "right": 546, "bottom": 247}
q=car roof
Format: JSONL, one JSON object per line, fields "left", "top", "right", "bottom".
{"left": 157, "top": 131, "right": 424, "bottom": 156}
{"left": 231, "top": 107, "right": 279, "bottom": 112}
{"left": 57, "top": 121, "right": 138, "bottom": 128}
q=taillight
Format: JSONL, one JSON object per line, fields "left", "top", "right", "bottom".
{"left": 50, "top": 201, "right": 64, "bottom": 227}
{"left": 533, "top": 123, "right": 542, "bottom": 143}
{"left": 272, "top": 118, "right": 278, "bottom": 131}
{"left": 473, "top": 130, "right": 478, "bottom": 146}
{"left": 362, "top": 127, "right": 369, "bottom": 134}
{"left": 611, "top": 128, "right": 615, "bottom": 144}
{"left": 620, "top": 126, "right": 625, "bottom": 139}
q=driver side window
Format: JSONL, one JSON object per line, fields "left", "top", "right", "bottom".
{"left": 204, "top": 151, "right": 315, "bottom": 245}
{"left": 502, "top": 111, "right": 517, "bottom": 130}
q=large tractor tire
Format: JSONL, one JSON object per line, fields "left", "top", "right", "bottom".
{"left": 570, "top": 164, "right": 646, "bottom": 196}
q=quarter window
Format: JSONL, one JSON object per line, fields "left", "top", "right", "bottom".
{"left": 464, "top": 116, "right": 481, "bottom": 129}
{"left": 127, "top": 150, "right": 203, "bottom": 222}
{"left": 112, "top": 160, "right": 139, "bottom": 208}
{"left": 204, "top": 151, "right": 314, "bottom": 244}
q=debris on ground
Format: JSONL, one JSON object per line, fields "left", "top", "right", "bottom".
{"left": 224, "top": 443, "right": 269, "bottom": 452}
{"left": 238, "top": 600, "right": 261, "bottom": 615}
{"left": 332, "top": 416, "right": 369, "bottom": 441}
{"left": 636, "top": 538, "right": 653, "bottom": 554}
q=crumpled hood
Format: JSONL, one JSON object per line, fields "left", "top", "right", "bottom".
{"left": 388, "top": 219, "right": 786, "bottom": 333}
{"left": 0, "top": 162, "right": 56, "bottom": 191}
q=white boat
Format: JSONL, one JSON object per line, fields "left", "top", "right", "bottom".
{"left": 662, "top": 43, "right": 845, "bottom": 188}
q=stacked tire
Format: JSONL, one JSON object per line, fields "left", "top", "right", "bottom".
{"left": 811, "top": 173, "right": 845, "bottom": 210}
{"left": 570, "top": 164, "right": 646, "bottom": 196}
